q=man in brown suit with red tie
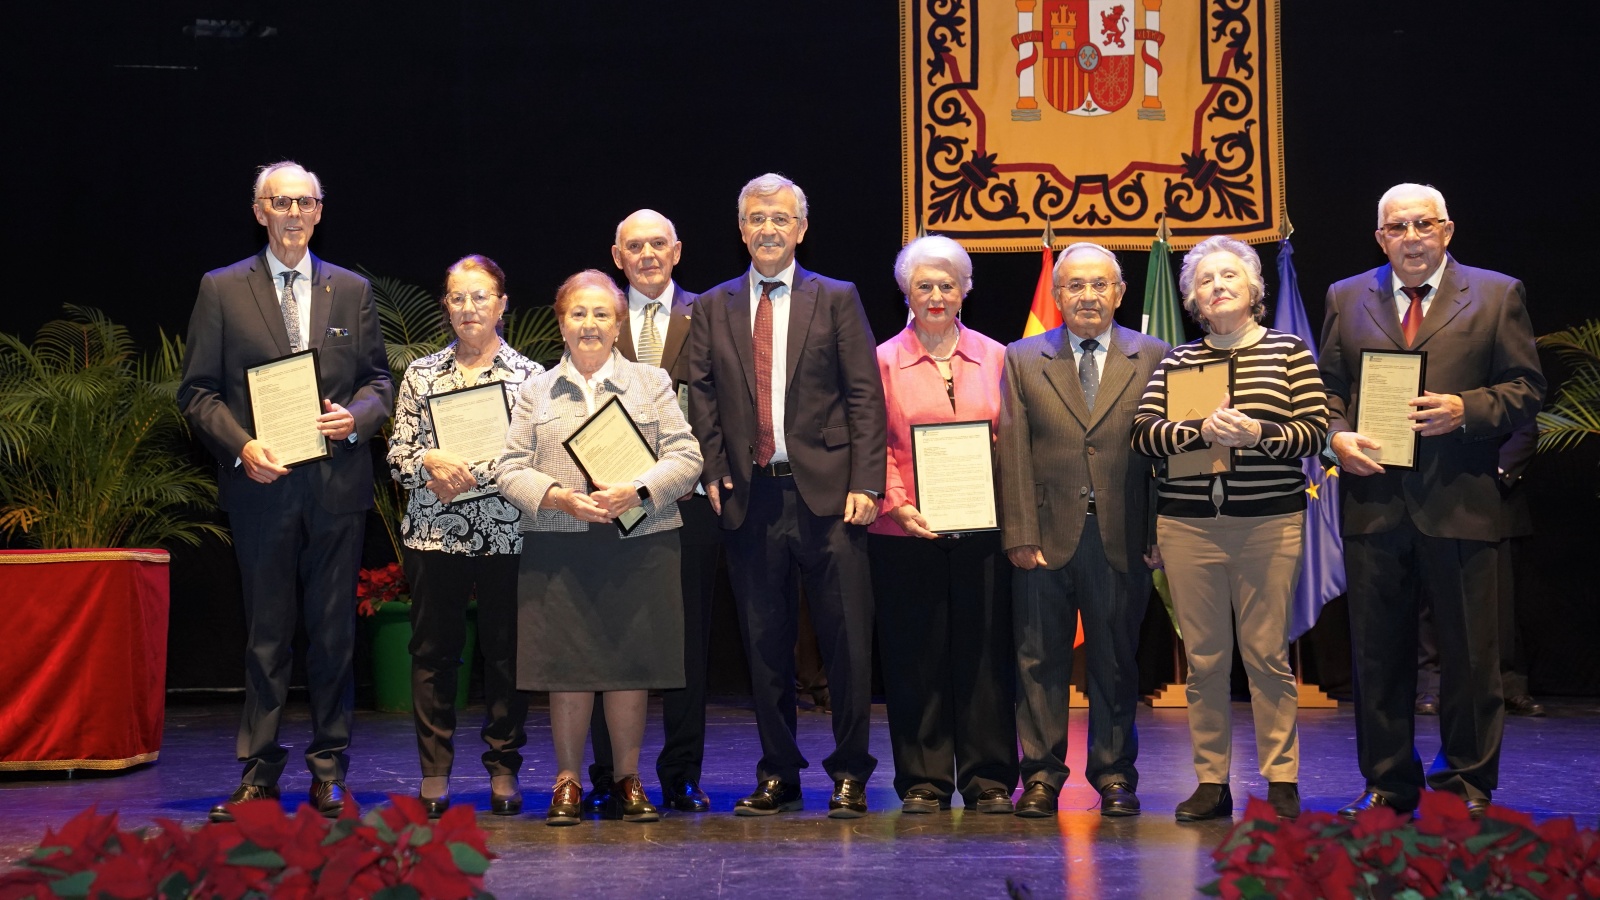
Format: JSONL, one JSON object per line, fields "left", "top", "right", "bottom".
{"left": 688, "top": 174, "right": 887, "bottom": 818}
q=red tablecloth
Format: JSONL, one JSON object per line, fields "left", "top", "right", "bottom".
{"left": 0, "top": 549, "right": 169, "bottom": 771}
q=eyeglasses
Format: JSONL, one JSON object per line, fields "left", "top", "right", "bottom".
{"left": 1054, "top": 279, "right": 1119, "bottom": 296}
{"left": 258, "top": 195, "right": 322, "bottom": 213}
{"left": 444, "top": 290, "right": 500, "bottom": 310}
{"left": 1379, "top": 218, "right": 1445, "bottom": 239}
{"left": 744, "top": 213, "right": 798, "bottom": 230}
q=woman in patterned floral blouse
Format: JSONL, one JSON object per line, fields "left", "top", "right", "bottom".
{"left": 386, "top": 254, "right": 544, "bottom": 818}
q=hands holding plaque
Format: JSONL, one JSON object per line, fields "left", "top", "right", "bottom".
{"left": 1334, "top": 349, "right": 1435, "bottom": 475}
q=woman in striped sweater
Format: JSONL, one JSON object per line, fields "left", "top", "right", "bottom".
{"left": 1131, "top": 236, "right": 1328, "bottom": 823}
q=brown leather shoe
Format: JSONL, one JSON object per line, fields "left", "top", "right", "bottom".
{"left": 547, "top": 778, "right": 583, "bottom": 826}
{"left": 607, "top": 775, "right": 660, "bottom": 823}
{"left": 309, "top": 780, "right": 349, "bottom": 818}
{"left": 208, "top": 784, "right": 280, "bottom": 823}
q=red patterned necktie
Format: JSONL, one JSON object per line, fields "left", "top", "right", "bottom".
{"left": 753, "top": 280, "right": 780, "bottom": 467}
{"left": 1400, "top": 284, "right": 1431, "bottom": 348}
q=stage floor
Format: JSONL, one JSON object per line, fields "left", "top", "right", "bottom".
{"left": 3, "top": 697, "right": 1597, "bottom": 898}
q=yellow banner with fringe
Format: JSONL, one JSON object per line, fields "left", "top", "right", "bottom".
{"left": 901, "top": 0, "right": 1284, "bottom": 252}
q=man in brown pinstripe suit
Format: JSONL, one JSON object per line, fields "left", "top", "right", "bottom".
{"left": 998, "top": 242, "right": 1169, "bottom": 819}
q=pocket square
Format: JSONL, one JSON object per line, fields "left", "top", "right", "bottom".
{"left": 326, "top": 327, "right": 350, "bottom": 337}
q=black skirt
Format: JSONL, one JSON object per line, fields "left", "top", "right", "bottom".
{"left": 516, "top": 527, "right": 685, "bottom": 692}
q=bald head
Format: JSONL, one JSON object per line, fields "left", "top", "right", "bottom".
{"left": 612, "top": 209, "right": 682, "bottom": 299}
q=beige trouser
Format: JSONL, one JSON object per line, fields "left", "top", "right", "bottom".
{"left": 1158, "top": 512, "right": 1303, "bottom": 783}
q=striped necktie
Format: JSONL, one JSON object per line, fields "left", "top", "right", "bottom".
{"left": 638, "top": 301, "right": 663, "bottom": 368}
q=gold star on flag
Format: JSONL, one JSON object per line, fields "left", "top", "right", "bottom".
{"left": 1326, "top": 465, "right": 1339, "bottom": 479}
{"left": 1306, "top": 482, "right": 1321, "bottom": 501}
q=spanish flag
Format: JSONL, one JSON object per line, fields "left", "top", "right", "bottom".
{"left": 1022, "top": 231, "right": 1059, "bottom": 338}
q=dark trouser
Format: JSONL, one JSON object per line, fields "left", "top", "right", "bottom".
{"left": 1347, "top": 517, "right": 1503, "bottom": 807}
{"left": 403, "top": 549, "right": 527, "bottom": 778}
{"left": 1013, "top": 517, "right": 1149, "bottom": 792}
{"left": 590, "top": 493, "right": 721, "bottom": 788}
{"left": 870, "top": 531, "right": 1017, "bottom": 804}
{"left": 227, "top": 475, "right": 363, "bottom": 786}
{"left": 725, "top": 472, "right": 877, "bottom": 785}
{"left": 1419, "top": 535, "right": 1532, "bottom": 698}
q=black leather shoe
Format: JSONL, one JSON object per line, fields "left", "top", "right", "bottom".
{"left": 1267, "top": 782, "right": 1300, "bottom": 819}
{"left": 734, "top": 778, "right": 802, "bottom": 816}
{"left": 607, "top": 775, "right": 660, "bottom": 823}
{"left": 547, "top": 778, "right": 582, "bottom": 826}
{"left": 584, "top": 776, "right": 614, "bottom": 815}
{"left": 1099, "top": 781, "right": 1140, "bottom": 817}
{"left": 489, "top": 775, "right": 522, "bottom": 816}
{"left": 971, "top": 787, "right": 1014, "bottom": 815}
{"left": 419, "top": 794, "right": 450, "bottom": 819}
{"left": 1175, "top": 783, "right": 1232, "bottom": 822}
{"left": 662, "top": 780, "right": 711, "bottom": 812}
{"left": 1337, "top": 790, "right": 1414, "bottom": 820}
{"left": 309, "top": 780, "right": 349, "bottom": 818}
{"left": 1465, "top": 797, "right": 1491, "bottom": 820}
{"left": 1014, "top": 781, "right": 1059, "bottom": 819}
{"left": 828, "top": 778, "right": 867, "bottom": 818}
{"left": 1415, "top": 693, "right": 1440, "bottom": 716}
{"left": 900, "top": 788, "right": 942, "bottom": 814}
{"left": 208, "top": 784, "right": 280, "bottom": 823}
{"left": 1506, "top": 694, "right": 1547, "bottom": 717}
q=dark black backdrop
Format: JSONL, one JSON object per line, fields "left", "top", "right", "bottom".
{"left": 10, "top": 2, "right": 1598, "bottom": 696}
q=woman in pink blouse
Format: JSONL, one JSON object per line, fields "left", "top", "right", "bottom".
{"left": 869, "top": 235, "right": 1018, "bottom": 815}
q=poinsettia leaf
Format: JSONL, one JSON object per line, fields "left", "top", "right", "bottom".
{"left": 225, "top": 840, "right": 288, "bottom": 869}
{"left": 49, "top": 870, "right": 96, "bottom": 897}
{"left": 449, "top": 843, "right": 491, "bottom": 876}
{"left": 363, "top": 808, "right": 399, "bottom": 844}
{"left": 408, "top": 825, "right": 433, "bottom": 846}
{"left": 157, "top": 871, "right": 193, "bottom": 899}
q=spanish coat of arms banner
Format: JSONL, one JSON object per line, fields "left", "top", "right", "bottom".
{"left": 901, "top": 0, "right": 1284, "bottom": 252}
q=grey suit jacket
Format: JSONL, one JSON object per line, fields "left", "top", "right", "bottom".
{"left": 688, "top": 266, "right": 887, "bottom": 529}
{"left": 1319, "top": 256, "right": 1545, "bottom": 542}
{"left": 998, "top": 322, "right": 1168, "bottom": 573}
{"left": 178, "top": 250, "right": 393, "bottom": 514}
{"left": 616, "top": 281, "right": 699, "bottom": 385}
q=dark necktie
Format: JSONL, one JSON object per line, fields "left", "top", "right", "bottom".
{"left": 753, "top": 281, "right": 780, "bottom": 467}
{"left": 638, "top": 301, "right": 663, "bottom": 368}
{"left": 1400, "top": 284, "right": 1431, "bottom": 348}
{"left": 279, "top": 270, "right": 302, "bottom": 352}
{"left": 1079, "top": 338, "right": 1100, "bottom": 410}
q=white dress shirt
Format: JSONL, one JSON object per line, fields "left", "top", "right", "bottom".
{"left": 264, "top": 249, "right": 313, "bottom": 350}
{"left": 627, "top": 282, "right": 675, "bottom": 360}
{"left": 748, "top": 261, "right": 796, "bottom": 463}
{"left": 1390, "top": 258, "right": 1448, "bottom": 322}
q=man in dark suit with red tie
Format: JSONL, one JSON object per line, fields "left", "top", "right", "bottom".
{"left": 585, "top": 208, "right": 716, "bottom": 814}
{"left": 688, "top": 173, "right": 887, "bottom": 817}
{"left": 1320, "top": 183, "right": 1544, "bottom": 820}
{"left": 179, "top": 161, "right": 392, "bottom": 822}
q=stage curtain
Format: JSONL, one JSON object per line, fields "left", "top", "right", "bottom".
{"left": 0, "top": 550, "right": 169, "bottom": 771}
{"left": 901, "top": 0, "right": 1284, "bottom": 251}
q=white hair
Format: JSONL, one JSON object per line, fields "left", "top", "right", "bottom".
{"left": 1052, "top": 241, "right": 1123, "bottom": 283}
{"left": 1177, "top": 235, "right": 1267, "bottom": 333}
{"left": 893, "top": 235, "right": 973, "bottom": 295}
{"left": 738, "top": 173, "right": 808, "bottom": 221}
{"left": 252, "top": 160, "right": 322, "bottom": 204}
{"left": 1376, "top": 183, "right": 1449, "bottom": 228}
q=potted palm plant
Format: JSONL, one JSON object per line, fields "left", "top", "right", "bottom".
{"left": 1535, "top": 319, "right": 1600, "bottom": 454}
{"left": 0, "top": 306, "right": 226, "bottom": 771}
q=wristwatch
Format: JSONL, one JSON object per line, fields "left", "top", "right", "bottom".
{"left": 635, "top": 483, "right": 651, "bottom": 503}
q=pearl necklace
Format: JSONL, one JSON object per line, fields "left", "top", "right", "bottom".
{"left": 917, "top": 328, "right": 957, "bottom": 362}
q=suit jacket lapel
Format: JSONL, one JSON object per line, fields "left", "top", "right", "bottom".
{"left": 1359, "top": 265, "right": 1406, "bottom": 349}
{"left": 659, "top": 283, "right": 693, "bottom": 374}
{"left": 784, "top": 267, "right": 819, "bottom": 401}
{"left": 308, "top": 253, "right": 332, "bottom": 350}
{"left": 725, "top": 277, "right": 758, "bottom": 406}
{"left": 1040, "top": 328, "right": 1093, "bottom": 427}
{"left": 1087, "top": 325, "right": 1138, "bottom": 431}
{"left": 616, "top": 312, "right": 637, "bottom": 361}
{"left": 1412, "top": 256, "right": 1469, "bottom": 349}
{"left": 249, "top": 250, "right": 293, "bottom": 357}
